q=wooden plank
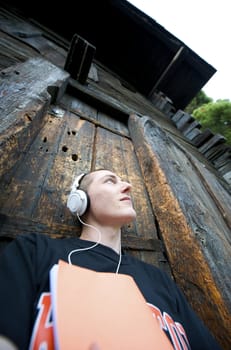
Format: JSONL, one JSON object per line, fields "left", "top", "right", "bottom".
{"left": 67, "top": 75, "right": 170, "bottom": 127}
{"left": 64, "top": 34, "right": 96, "bottom": 84}
{"left": 0, "top": 113, "right": 66, "bottom": 219}
{"left": 191, "top": 128, "right": 213, "bottom": 147}
{"left": 0, "top": 57, "right": 69, "bottom": 133}
{"left": 97, "top": 111, "right": 129, "bottom": 137}
{"left": 171, "top": 109, "right": 185, "bottom": 122}
{"left": 0, "top": 110, "right": 95, "bottom": 230}
{"left": 199, "top": 134, "right": 226, "bottom": 154}
{"left": 0, "top": 214, "right": 163, "bottom": 252}
{"left": 119, "top": 136, "right": 159, "bottom": 239}
{"left": 64, "top": 34, "right": 87, "bottom": 80}
{"left": 122, "top": 234, "right": 164, "bottom": 251}
{"left": 78, "top": 43, "right": 95, "bottom": 84}
{"left": 60, "top": 93, "right": 98, "bottom": 120}
{"left": 0, "top": 8, "right": 66, "bottom": 67}
{"left": 183, "top": 119, "right": 201, "bottom": 136}
{"left": 34, "top": 112, "right": 95, "bottom": 227}
{"left": 128, "top": 113, "right": 231, "bottom": 349}
{"left": 218, "top": 162, "right": 231, "bottom": 175}
{"left": 0, "top": 8, "right": 42, "bottom": 39}
{"left": 223, "top": 170, "right": 231, "bottom": 183}
{"left": 61, "top": 94, "right": 129, "bottom": 137}
{"left": 0, "top": 31, "right": 37, "bottom": 69}
{"left": 172, "top": 111, "right": 194, "bottom": 131}
{"left": 0, "top": 57, "right": 69, "bottom": 179}
{"left": 205, "top": 144, "right": 231, "bottom": 163}
{"left": 67, "top": 80, "right": 129, "bottom": 122}
{"left": 185, "top": 127, "right": 201, "bottom": 141}
{"left": 0, "top": 214, "right": 78, "bottom": 238}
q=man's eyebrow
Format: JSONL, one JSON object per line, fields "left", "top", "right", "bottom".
{"left": 101, "top": 174, "right": 118, "bottom": 181}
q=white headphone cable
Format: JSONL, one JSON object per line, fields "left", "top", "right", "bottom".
{"left": 116, "top": 245, "right": 122, "bottom": 274}
{"left": 68, "top": 214, "right": 101, "bottom": 264}
{"left": 68, "top": 214, "right": 122, "bottom": 273}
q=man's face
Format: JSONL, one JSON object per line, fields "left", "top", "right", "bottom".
{"left": 86, "top": 170, "right": 137, "bottom": 227}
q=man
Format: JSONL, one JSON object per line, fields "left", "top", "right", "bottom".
{"left": 0, "top": 169, "right": 222, "bottom": 349}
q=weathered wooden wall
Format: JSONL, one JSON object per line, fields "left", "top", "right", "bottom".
{"left": 129, "top": 113, "right": 231, "bottom": 349}
{"left": 0, "top": 58, "right": 170, "bottom": 274}
{"left": 1, "top": 58, "right": 230, "bottom": 349}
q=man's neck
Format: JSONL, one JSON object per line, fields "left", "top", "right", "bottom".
{"left": 80, "top": 224, "right": 121, "bottom": 254}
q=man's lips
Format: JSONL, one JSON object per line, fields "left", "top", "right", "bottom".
{"left": 120, "top": 196, "right": 131, "bottom": 201}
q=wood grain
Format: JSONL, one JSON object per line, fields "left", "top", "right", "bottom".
{"left": 129, "top": 113, "right": 231, "bottom": 349}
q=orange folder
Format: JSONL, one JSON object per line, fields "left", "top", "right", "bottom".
{"left": 50, "top": 259, "right": 173, "bottom": 350}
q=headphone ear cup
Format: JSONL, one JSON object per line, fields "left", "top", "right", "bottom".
{"left": 67, "top": 189, "right": 89, "bottom": 216}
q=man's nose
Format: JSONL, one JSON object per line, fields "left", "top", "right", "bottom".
{"left": 121, "top": 181, "right": 132, "bottom": 192}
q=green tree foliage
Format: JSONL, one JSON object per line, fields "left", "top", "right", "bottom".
{"left": 185, "top": 90, "right": 213, "bottom": 114}
{"left": 192, "top": 99, "right": 231, "bottom": 145}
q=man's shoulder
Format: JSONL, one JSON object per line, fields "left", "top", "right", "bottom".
{"left": 14, "top": 233, "right": 82, "bottom": 250}
{"left": 13, "top": 233, "right": 58, "bottom": 250}
{"left": 17, "top": 232, "right": 51, "bottom": 242}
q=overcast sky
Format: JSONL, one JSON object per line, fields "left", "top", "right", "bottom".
{"left": 127, "top": 0, "right": 231, "bottom": 102}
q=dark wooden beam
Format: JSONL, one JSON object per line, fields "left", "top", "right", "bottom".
{"left": 64, "top": 34, "right": 96, "bottom": 84}
{"left": 0, "top": 214, "right": 163, "bottom": 252}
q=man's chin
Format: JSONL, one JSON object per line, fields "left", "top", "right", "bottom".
{"left": 122, "top": 210, "right": 137, "bottom": 223}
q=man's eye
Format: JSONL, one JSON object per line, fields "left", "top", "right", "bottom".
{"left": 105, "top": 178, "right": 115, "bottom": 184}
{"left": 106, "top": 179, "right": 114, "bottom": 184}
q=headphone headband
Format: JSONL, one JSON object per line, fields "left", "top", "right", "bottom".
{"left": 71, "top": 173, "right": 86, "bottom": 191}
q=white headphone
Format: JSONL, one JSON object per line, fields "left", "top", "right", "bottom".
{"left": 67, "top": 173, "right": 90, "bottom": 216}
